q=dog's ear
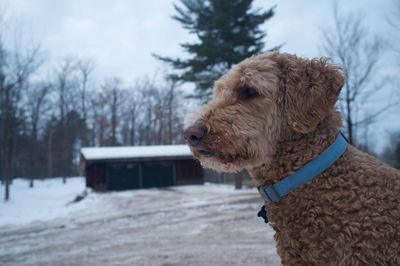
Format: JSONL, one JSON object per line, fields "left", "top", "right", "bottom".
{"left": 272, "top": 54, "right": 344, "bottom": 133}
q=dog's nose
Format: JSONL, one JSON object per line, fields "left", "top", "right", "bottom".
{"left": 183, "top": 123, "right": 207, "bottom": 146}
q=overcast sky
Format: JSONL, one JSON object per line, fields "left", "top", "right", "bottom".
{"left": 4, "top": 0, "right": 400, "bottom": 151}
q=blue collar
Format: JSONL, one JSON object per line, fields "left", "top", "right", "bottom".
{"left": 257, "top": 133, "right": 348, "bottom": 204}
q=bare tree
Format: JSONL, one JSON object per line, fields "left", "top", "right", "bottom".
{"left": 121, "top": 87, "right": 142, "bottom": 146}
{"left": 53, "top": 57, "right": 79, "bottom": 183}
{"left": 77, "top": 59, "right": 95, "bottom": 124}
{"left": 103, "top": 78, "right": 124, "bottom": 146}
{"left": 26, "top": 81, "right": 51, "bottom": 187}
{"left": 321, "top": 3, "right": 396, "bottom": 146}
{"left": 387, "top": 0, "right": 400, "bottom": 96}
{"left": 0, "top": 21, "right": 43, "bottom": 200}
{"left": 90, "top": 87, "right": 111, "bottom": 146}
{"left": 135, "top": 77, "right": 185, "bottom": 145}
{"left": 161, "top": 79, "right": 184, "bottom": 144}
{"left": 27, "top": 82, "right": 51, "bottom": 141}
{"left": 133, "top": 79, "right": 157, "bottom": 145}
{"left": 90, "top": 78, "right": 126, "bottom": 146}
{"left": 55, "top": 58, "right": 78, "bottom": 122}
{"left": 387, "top": 0, "right": 400, "bottom": 56}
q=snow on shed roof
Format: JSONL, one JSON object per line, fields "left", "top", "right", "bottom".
{"left": 81, "top": 145, "right": 193, "bottom": 161}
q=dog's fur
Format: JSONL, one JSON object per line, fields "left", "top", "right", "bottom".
{"left": 184, "top": 52, "right": 400, "bottom": 265}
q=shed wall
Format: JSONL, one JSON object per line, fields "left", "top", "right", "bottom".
{"left": 85, "top": 158, "right": 203, "bottom": 191}
{"left": 86, "top": 163, "right": 106, "bottom": 190}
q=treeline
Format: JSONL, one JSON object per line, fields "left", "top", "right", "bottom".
{"left": 0, "top": 48, "right": 185, "bottom": 186}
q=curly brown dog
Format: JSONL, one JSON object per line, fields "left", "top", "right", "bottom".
{"left": 183, "top": 52, "right": 400, "bottom": 266}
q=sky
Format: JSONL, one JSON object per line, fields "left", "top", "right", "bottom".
{"left": 3, "top": 0, "right": 400, "bottom": 151}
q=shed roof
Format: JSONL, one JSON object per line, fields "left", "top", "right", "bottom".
{"left": 81, "top": 145, "right": 192, "bottom": 161}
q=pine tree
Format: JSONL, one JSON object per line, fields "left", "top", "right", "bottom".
{"left": 155, "top": 0, "right": 276, "bottom": 101}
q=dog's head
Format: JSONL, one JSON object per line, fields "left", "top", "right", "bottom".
{"left": 183, "top": 52, "right": 344, "bottom": 172}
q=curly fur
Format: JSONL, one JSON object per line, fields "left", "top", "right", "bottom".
{"left": 185, "top": 52, "right": 400, "bottom": 265}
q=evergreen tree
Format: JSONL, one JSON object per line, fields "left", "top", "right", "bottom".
{"left": 155, "top": 0, "right": 276, "bottom": 101}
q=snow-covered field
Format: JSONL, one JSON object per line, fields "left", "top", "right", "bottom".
{"left": 0, "top": 178, "right": 89, "bottom": 226}
{"left": 0, "top": 178, "right": 280, "bottom": 266}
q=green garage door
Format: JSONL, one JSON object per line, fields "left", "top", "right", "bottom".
{"left": 142, "top": 162, "right": 174, "bottom": 188}
{"left": 106, "top": 163, "right": 140, "bottom": 191}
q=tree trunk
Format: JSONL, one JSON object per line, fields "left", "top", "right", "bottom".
{"left": 130, "top": 115, "right": 136, "bottom": 145}
{"left": 346, "top": 112, "right": 353, "bottom": 145}
{"left": 4, "top": 177, "right": 10, "bottom": 201}
{"left": 47, "top": 131, "right": 53, "bottom": 177}
{"left": 234, "top": 173, "right": 242, "bottom": 190}
{"left": 111, "top": 89, "right": 118, "bottom": 145}
{"left": 345, "top": 86, "right": 353, "bottom": 145}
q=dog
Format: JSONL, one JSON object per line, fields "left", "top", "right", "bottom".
{"left": 183, "top": 52, "right": 400, "bottom": 265}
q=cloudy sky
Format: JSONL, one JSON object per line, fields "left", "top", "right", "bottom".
{"left": 3, "top": 0, "right": 400, "bottom": 151}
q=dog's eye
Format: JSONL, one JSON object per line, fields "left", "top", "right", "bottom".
{"left": 239, "top": 86, "right": 259, "bottom": 100}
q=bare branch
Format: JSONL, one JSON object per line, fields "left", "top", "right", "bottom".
{"left": 320, "top": 2, "right": 388, "bottom": 146}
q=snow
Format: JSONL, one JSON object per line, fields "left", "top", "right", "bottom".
{"left": 0, "top": 178, "right": 281, "bottom": 266}
{"left": 81, "top": 144, "right": 192, "bottom": 160}
{"left": 0, "top": 177, "right": 87, "bottom": 226}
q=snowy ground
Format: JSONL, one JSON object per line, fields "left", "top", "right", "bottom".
{"left": 0, "top": 178, "right": 89, "bottom": 226}
{"left": 0, "top": 178, "right": 281, "bottom": 266}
